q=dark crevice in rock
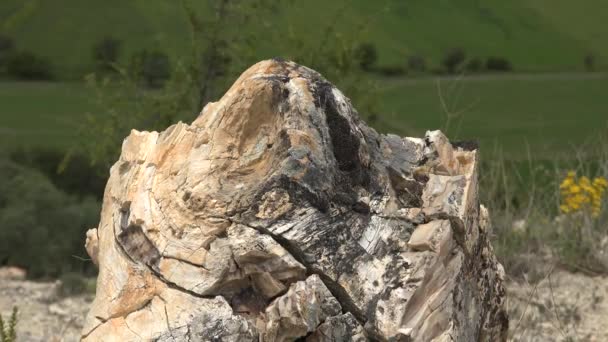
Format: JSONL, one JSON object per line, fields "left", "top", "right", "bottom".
{"left": 451, "top": 140, "right": 479, "bottom": 151}
{"left": 387, "top": 167, "right": 424, "bottom": 208}
{"left": 147, "top": 266, "right": 217, "bottom": 300}
{"left": 113, "top": 210, "right": 217, "bottom": 302}
{"left": 254, "top": 174, "right": 330, "bottom": 214}
{"left": 320, "top": 84, "right": 361, "bottom": 173}
{"left": 161, "top": 255, "right": 209, "bottom": 271}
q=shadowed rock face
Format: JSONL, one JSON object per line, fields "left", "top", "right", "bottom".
{"left": 82, "top": 60, "right": 508, "bottom": 341}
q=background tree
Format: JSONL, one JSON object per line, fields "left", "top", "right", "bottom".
{"left": 5, "top": 51, "right": 52, "bottom": 80}
{"left": 442, "top": 47, "right": 466, "bottom": 74}
{"left": 485, "top": 56, "right": 512, "bottom": 72}
{"left": 354, "top": 42, "right": 378, "bottom": 71}
{"left": 0, "top": 34, "right": 15, "bottom": 73}
{"left": 584, "top": 53, "right": 595, "bottom": 72}
{"left": 129, "top": 49, "right": 171, "bottom": 88}
{"left": 407, "top": 54, "right": 426, "bottom": 72}
{"left": 92, "top": 36, "right": 121, "bottom": 71}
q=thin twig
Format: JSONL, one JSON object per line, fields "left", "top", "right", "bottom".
{"left": 513, "top": 264, "right": 555, "bottom": 341}
{"left": 547, "top": 272, "right": 568, "bottom": 339}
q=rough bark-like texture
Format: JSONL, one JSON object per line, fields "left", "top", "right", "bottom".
{"left": 82, "top": 59, "right": 508, "bottom": 341}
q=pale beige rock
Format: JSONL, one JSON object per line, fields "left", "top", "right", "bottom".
{"left": 84, "top": 228, "right": 99, "bottom": 266}
{"left": 262, "top": 275, "right": 342, "bottom": 341}
{"left": 0, "top": 266, "right": 26, "bottom": 280}
{"left": 408, "top": 220, "right": 450, "bottom": 252}
{"left": 83, "top": 59, "right": 507, "bottom": 341}
{"left": 306, "top": 313, "right": 367, "bottom": 342}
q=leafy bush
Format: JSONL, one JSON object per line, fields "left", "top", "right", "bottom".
{"left": 129, "top": 49, "right": 171, "bottom": 88}
{"left": 10, "top": 148, "right": 105, "bottom": 199}
{"left": 92, "top": 36, "right": 121, "bottom": 71}
{"left": 407, "top": 55, "right": 426, "bottom": 72}
{"left": 0, "top": 307, "right": 18, "bottom": 342}
{"left": 375, "top": 65, "right": 406, "bottom": 76}
{"left": 584, "top": 53, "right": 595, "bottom": 72}
{"left": 354, "top": 42, "right": 378, "bottom": 71}
{"left": 0, "top": 35, "right": 16, "bottom": 73}
{"left": 0, "top": 159, "right": 100, "bottom": 278}
{"left": 6, "top": 51, "right": 53, "bottom": 80}
{"left": 465, "top": 57, "right": 483, "bottom": 73}
{"left": 485, "top": 56, "right": 512, "bottom": 72}
{"left": 442, "top": 47, "right": 466, "bottom": 74}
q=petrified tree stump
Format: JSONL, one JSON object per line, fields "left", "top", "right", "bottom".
{"left": 82, "top": 60, "right": 508, "bottom": 341}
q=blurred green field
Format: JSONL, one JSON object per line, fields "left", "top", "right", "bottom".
{"left": 375, "top": 73, "right": 608, "bottom": 157}
{"left": 0, "top": 81, "right": 97, "bottom": 150}
{"left": 1, "top": 0, "right": 608, "bottom": 78}
{"left": 2, "top": 73, "right": 607, "bottom": 157}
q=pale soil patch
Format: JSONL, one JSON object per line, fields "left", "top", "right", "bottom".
{"left": 0, "top": 279, "right": 92, "bottom": 342}
{"left": 507, "top": 270, "right": 608, "bottom": 341}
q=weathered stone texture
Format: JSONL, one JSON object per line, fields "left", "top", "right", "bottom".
{"left": 83, "top": 60, "right": 507, "bottom": 341}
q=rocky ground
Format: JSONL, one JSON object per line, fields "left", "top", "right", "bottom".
{"left": 507, "top": 270, "right": 608, "bottom": 341}
{"left": 0, "top": 278, "right": 93, "bottom": 342}
{"left": 1, "top": 270, "right": 607, "bottom": 341}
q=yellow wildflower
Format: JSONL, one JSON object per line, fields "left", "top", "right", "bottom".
{"left": 559, "top": 171, "right": 607, "bottom": 218}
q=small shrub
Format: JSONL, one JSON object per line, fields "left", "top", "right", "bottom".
{"left": 485, "top": 56, "right": 512, "bottom": 72}
{"left": 584, "top": 53, "right": 595, "bottom": 72}
{"left": 375, "top": 65, "right": 406, "bottom": 76}
{"left": 0, "top": 306, "right": 18, "bottom": 342}
{"left": 129, "top": 50, "right": 171, "bottom": 88}
{"left": 465, "top": 57, "right": 483, "bottom": 73}
{"left": 407, "top": 55, "right": 426, "bottom": 72}
{"left": 6, "top": 51, "right": 53, "bottom": 80}
{"left": 57, "top": 272, "right": 88, "bottom": 297}
{"left": 442, "top": 47, "right": 466, "bottom": 74}
{"left": 354, "top": 42, "right": 378, "bottom": 71}
{"left": 92, "top": 36, "right": 121, "bottom": 71}
{"left": 0, "top": 35, "right": 16, "bottom": 73}
{"left": 0, "top": 158, "right": 100, "bottom": 278}
{"left": 10, "top": 147, "right": 106, "bottom": 199}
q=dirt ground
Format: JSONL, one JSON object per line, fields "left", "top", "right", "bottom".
{"left": 1, "top": 270, "right": 608, "bottom": 341}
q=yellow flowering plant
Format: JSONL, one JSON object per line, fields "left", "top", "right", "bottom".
{"left": 559, "top": 171, "right": 608, "bottom": 218}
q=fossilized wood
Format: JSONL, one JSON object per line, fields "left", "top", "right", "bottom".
{"left": 83, "top": 59, "right": 508, "bottom": 341}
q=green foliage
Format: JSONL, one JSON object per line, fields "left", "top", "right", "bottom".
{"left": 584, "top": 53, "right": 595, "bottom": 72}
{"left": 354, "top": 42, "right": 378, "bottom": 71}
{"left": 485, "top": 56, "right": 512, "bottom": 72}
{"left": 1, "top": 0, "right": 607, "bottom": 76}
{"left": 6, "top": 50, "right": 53, "bottom": 80}
{"left": 0, "top": 34, "right": 15, "bottom": 73}
{"left": 0, "top": 158, "right": 100, "bottom": 278}
{"left": 73, "top": 0, "right": 385, "bottom": 168}
{"left": 92, "top": 36, "right": 121, "bottom": 71}
{"left": 129, "top": 49, "right": 171, "bottom": 88}
{"left": 0, "top": 307, "right": 18, "bottom": 342}
{"left": 465, "top": 57, "right": 482, "bottom": 73}
{"left": 375, "top": 65, "right": 406, "bottom": 77}
{"left": 442, "top": 47, "right": 466, "bottom": 74}
{"left": 407, "top": 54, "right": 426, "bottom": 72}
{"left": 11, "top": 147, "right": 105, "bottom": 198}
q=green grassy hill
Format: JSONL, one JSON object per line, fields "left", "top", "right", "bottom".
{"left": 1, "top": 0, "right": 607, "bottom": 78}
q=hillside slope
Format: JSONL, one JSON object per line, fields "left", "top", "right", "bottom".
{"left": 1, "top": 0, "right": 607, "bottom": 76}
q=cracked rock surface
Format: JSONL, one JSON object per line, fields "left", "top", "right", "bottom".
{"left": 82, "top": 59, "right": 508, "bottom": 341}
